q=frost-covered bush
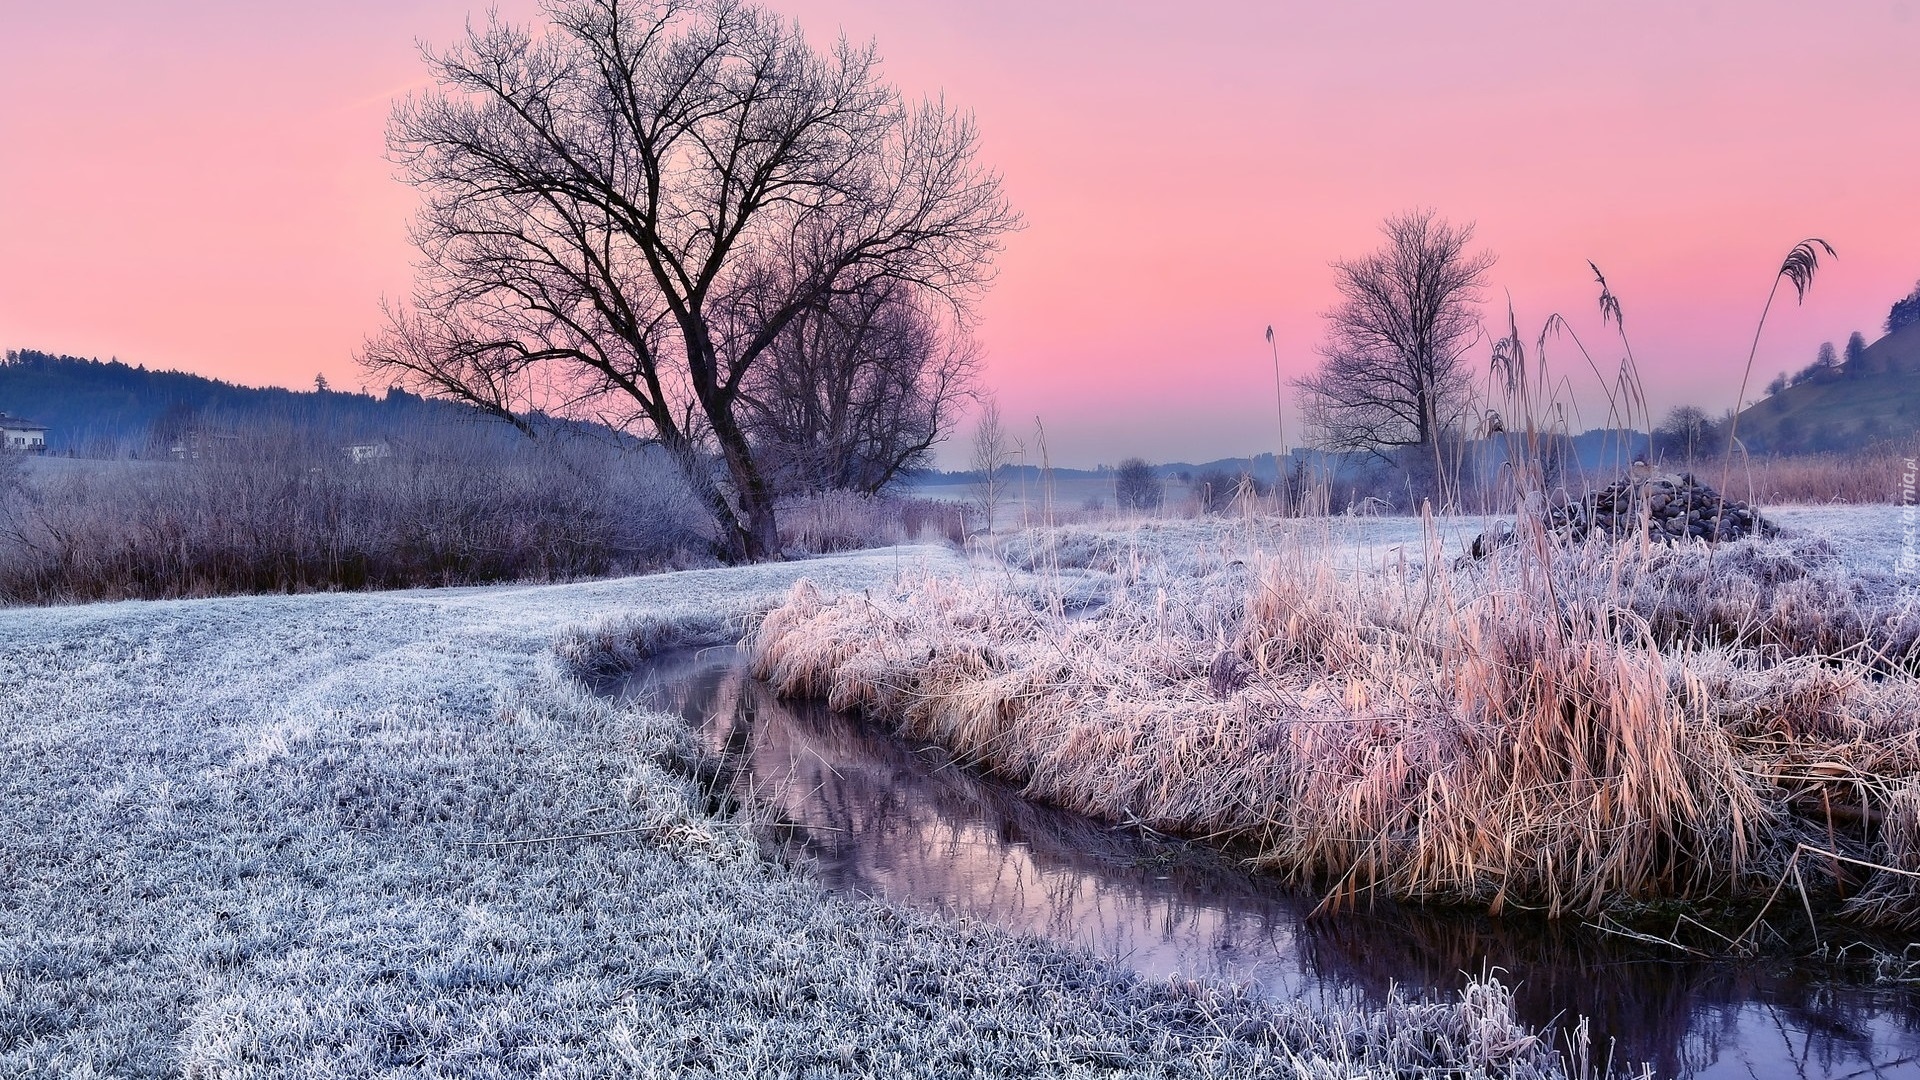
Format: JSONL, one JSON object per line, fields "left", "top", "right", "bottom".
{"left": 0, "top": 425, "right": 710, "bottom": 603}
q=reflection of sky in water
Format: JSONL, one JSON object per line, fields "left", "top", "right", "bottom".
{"left": 615, "top": 650, "right": 1920, "bottom": 1080}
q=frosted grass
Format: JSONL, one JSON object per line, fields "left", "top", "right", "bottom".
{"left": 0, "top": 546, "right": 1593, "bottom": 1078}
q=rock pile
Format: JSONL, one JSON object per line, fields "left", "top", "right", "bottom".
{"left": 1469, "top": 471, "right": 1776, "bottom": 558}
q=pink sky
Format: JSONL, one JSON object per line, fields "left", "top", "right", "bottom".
{"left": 3, "top": 1, "right": 1916, "bottom": 467}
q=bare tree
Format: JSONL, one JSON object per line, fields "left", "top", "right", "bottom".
{"left": 1653, "top": 405, "right": 1716, "bottom": 463}
{"left": 361, "top": 0, "right": 1018, "bottom": 561}
{"left": 1295, "top": 210, "right": 1495, "bottom": 457}
{"left": 739, "top": 278, "right": 976, "bottom": 495}
{"left": 968, "top": 397, "right": 1010, "bottom": 535}
{"left": 1112, "top": 457, "right": 1161, "bottom": 512}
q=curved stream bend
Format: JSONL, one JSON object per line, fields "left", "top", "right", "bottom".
{"left": 611, "top": 648, "right": 1920, "bottom": 1080}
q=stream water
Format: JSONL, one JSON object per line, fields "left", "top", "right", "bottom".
{"left": 612, "top": 648, "right": 1920, "bottom": 1079}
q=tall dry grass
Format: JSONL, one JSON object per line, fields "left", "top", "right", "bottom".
{"left": 750, "top": 515, "right": 1920, "bottom": 922}
{"left": 775, "top": 490, "right": 967, "bottom": 554}
{"left": 1729, "top": 441, "right": 1920, "bottom": 505}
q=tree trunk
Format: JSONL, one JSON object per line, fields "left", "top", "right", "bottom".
{"left": 675, "top": 317, "right": 783, "bottom": 563}
{"left": 698, "top": 384, "right": 782, "bottom": 563}
{"left": 660, "top": 429, "right": 754, "bottom": 564}
{"left": 710, "top": 414, "right": 780, "bottom": 562}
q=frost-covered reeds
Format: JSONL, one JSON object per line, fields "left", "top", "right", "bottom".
{"left": 775, "top": 489, "right": 968, "bottom": 553}
{"left": 750, "top": 239, "right": 1920, "bottom": 922}
{"left": 1732, "top": 440, "right": 1920, "bottom": 505}
{"left": 750, "top": 514, "right": 1920, "bottom": 921}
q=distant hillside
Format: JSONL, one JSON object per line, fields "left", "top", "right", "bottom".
{"left": 0, "top": 349, "right": 538, "bottom": 454}
{"left": 1735, "top": 323, "right": 1920, "bottom": 453}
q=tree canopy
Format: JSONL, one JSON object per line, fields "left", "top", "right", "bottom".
{"left": 1295, "top": 210, "right": 1495, "bottom": 455}
{"left": 1889, "top": 280, "right": 1920, "bottom": 336}
{"left": 362, "top": 0, "right": 1018, "bottom": 560}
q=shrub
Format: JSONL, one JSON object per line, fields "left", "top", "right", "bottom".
{"left": 0, "top": 423, "right": 710, "bottom": 604}
{"left": 1190, "top": 469, "right": 1268, "bottom": 514}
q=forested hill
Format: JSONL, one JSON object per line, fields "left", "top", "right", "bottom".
{"left": 0, "top": 349, "right": 511, "bottom": 454}
{"left": 1734, "top": 322, "right": 1920, "bottom": 454}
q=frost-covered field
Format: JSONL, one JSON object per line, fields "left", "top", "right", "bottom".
{"left": 0, "top": 547, "right": 1583, "bottom": 1079}
{"left": 1017, "top": 504, "right": 1912, "bottom": 578}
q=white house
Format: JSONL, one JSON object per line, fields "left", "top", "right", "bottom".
{"left": 0, "top": 413, "right": 47, "bottom": 453}
{"left": 168, "top": 430, "right": 243, "bottom": 460}
{"left": 343, "top": 440, "right": 393, "bottom": 464}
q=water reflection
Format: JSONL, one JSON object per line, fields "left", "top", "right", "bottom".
{"left": 612, "top": 649, "right": 1920, "bottom": 1079}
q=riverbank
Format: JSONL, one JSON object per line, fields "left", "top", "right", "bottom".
{"left": 750, "top": 510, "right": 1920, "bottom": 923}
{"left": 0, "top": 548, "right": 1590, "bottom": 1078}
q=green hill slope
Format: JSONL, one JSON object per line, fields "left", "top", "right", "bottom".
{"left": 1736, "top": 322, "right": 1920, "bottom": 452}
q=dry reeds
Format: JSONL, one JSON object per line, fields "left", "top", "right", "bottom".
{"left": 749, "top": 516, "right": 1920, "bottom": 921}
{"left": 1731, "top": 441, "right": 1920, "bottom": 505}
{"left": 775, "top": 490, "right": 966, "bottom": 554}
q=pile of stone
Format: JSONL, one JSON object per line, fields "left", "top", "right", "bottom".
{"left": 1469, "top": 469, "right": 1776, "bottom": 558}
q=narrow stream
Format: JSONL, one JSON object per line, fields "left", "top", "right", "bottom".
{"left": 611, "top": 648, "right": 1920, "bottom": 1080}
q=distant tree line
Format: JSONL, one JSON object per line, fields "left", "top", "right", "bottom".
{"left": 1765, "top": 331, "right": 1876, "bottom": 397}
{"left": 1761, "top": 275, "right": 1920, "bottom": 397}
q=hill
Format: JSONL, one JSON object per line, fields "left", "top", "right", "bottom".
{"left": 0, "top": 349, "right": 536, "bottom": 454}
{"left": 1734, "top": 322, "right": 1920, "bottom": 453}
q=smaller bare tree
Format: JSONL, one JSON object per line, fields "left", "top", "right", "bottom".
{"left": 1113, "top": 457, "right": 1161, "bottom": 512}
{"left": 968, "top": 398, "right": 1011, "bottom": 536}
{"left": 740, "top": 280, "right": 977, "bottom": 496}
{"left": 1296, "top": 210, "right": 1495, "bottom": 460}
{"left": 1654, "top": 405, "right": 1716, "bottom": 464}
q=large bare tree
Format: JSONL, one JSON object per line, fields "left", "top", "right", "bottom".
{"left": 738, "top": 278, "right": 976, "bottom": 495}
{"left": 361, "top": 0, "right": 1018, "bottom": 561}
{"left": 1295, "top": 210, "right": 1495, "bottom": 457}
